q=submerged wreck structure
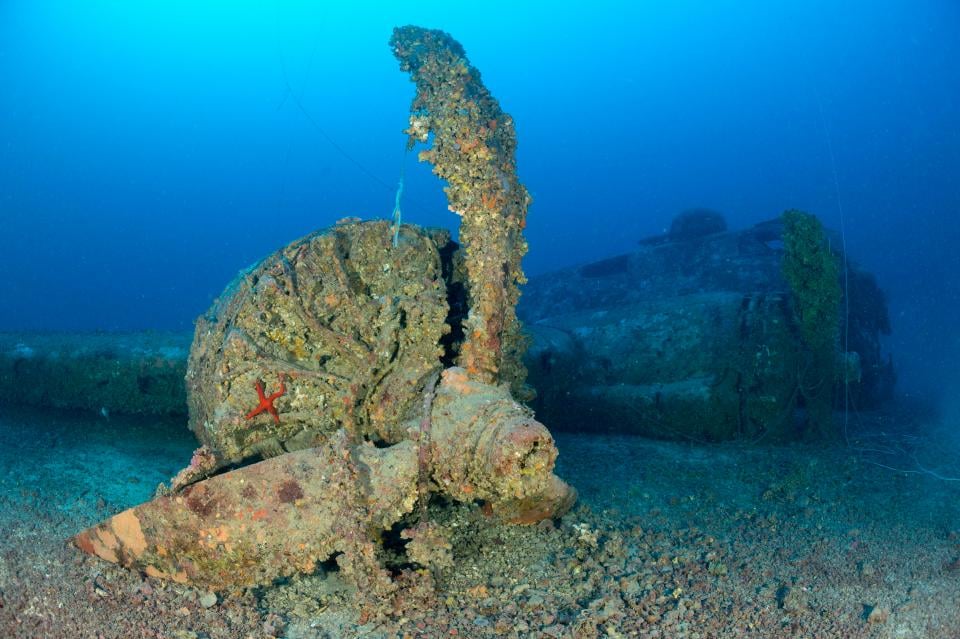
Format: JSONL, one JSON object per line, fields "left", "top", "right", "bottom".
{"left": 65, "top": 24, "right": 898, "bottom": 613}
{"left": 522, "top": 209, "right": 894, "bottom": 442}
{"left": 0, "top": 332, "right": 187, "bottom": 416}
{"left": 74, "top": 26, "right": 574, "bottom": 599}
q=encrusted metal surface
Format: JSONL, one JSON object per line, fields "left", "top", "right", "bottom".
{"left": 75, "top": 369, "right": 574, "bottom": 590}
{"left": 392, "top": 26, "right": 532, "bottom": 399}
{"left": 186, "top": 220, "right": 452, "bottom": 467}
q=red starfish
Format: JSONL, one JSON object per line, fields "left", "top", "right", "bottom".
{"left": 245, "top": 374, "right": 286, "bottom": 424}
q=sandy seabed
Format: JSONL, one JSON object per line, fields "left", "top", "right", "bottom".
{"left": 1, "top": 404, "right": 958, "bottom": 639}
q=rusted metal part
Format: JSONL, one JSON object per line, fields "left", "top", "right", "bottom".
{"left": 391, "top": 26, "right": 532, "bottom": 399}
{"left": 74, "top": 432, "right": 419, "bottom": 591}
{"left": 185, "top": 221, "right": 453, "bottom": 469}
{"left": 166, "top": 446, "right": 217, "bottom": 494}
{"left": 74, "top": 368, "right": 574, "bottom": 590}
{"left": 74, "top": 28, "right": 575, "bottom": 595}
{"left": 428, "top": 368, "right": 575, "bottom": 522}
{"left": 487, "top": 474, "right": 578, "bottom": 525}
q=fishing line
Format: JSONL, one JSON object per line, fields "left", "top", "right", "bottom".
{"left": 277, "top": 62, "right": 397, "bottom": 194}
{"left": 280, "top": 73, "right": 430, "bottom": 219}
{"left": 391, "top": 152, "right": 407, "bottom": 247}
{"left": 271, "top": 7, "right": 429, "bottom": 220}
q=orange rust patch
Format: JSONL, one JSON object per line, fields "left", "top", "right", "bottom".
{"left": 145, "top": 565, "right": 168, "bottom": 580}
{"left": 441, "top": 367, "right": 475, "bottom": 394}
{"left": 74, "top": 533, "right": 95, "bottom": 555}
{"left": 201, "top": 526, "right": 230, "bottom": 543}
{"left": 467, "top": 584, "right": 488, "bottom": 598}
{"left": 92, "top": 526, "right": 124, "bottom": 564}
{"left": 480, "top": 192, "right": 499, "bottom": 210}
{"left": 96, "top": 527, "right": 118, "bottom": 549}
{"left": 251, "top": 508, "right": 268, "bottom": 521}
{"left": 504, "top": 503, "right": 549, "bottom": 525}
{"left": 198, "top": 526, "right": 231, "bottom": 549}
{"left": 90, "top": 532, "right": 119, "bottom": 564}
{"left": 111, "top": 509, "right": 148, "bottom": 556}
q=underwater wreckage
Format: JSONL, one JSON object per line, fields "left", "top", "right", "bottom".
{"left": 72, "top": 25, "right": 575, "bottom": 599}
{"left": 0, "top": 209, "right": 893, "bottom": 446}
{"left": 521, "top": 208, "right": 894, "bottom": 442}
{"left": 0, "top": 22, "right": 887, "bottom": 606}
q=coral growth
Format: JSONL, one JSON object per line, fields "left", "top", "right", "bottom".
{"left": 391, "top": 26, "right": 532, "bottom": 400}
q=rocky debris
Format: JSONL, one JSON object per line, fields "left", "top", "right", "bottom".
{"left": 5, "top": 408, "right": 960, "bottom": 637}
{"left": 402, "top": 521, "right": 455, "bottom": 573}
{"left": 866, "top": 604, "right": 890, "bottom": 624}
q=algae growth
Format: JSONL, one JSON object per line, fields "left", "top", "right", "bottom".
{"left": 781, "top": 208, "right": 843, "bottom": 439}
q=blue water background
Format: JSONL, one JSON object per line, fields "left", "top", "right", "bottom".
{"left": 1, "top": 1, "right": 957, "bottom": 402}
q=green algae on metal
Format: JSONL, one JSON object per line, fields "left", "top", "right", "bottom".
{"left": 781, "top": 209, "right": 843, "bottom": 439}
